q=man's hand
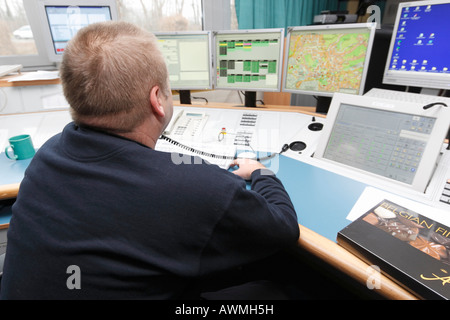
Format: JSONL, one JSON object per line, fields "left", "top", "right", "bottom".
{"left": 229, "top": 158, "right": 266, "bottom": 180}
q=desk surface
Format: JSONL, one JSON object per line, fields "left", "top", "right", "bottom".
{"left": 0, "top": 104, "right": 418, "bottom": 299}
{"left": 277, "top": 156, "right": 367, "bottom": 241}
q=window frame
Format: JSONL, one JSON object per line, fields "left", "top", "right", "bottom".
{"left": 1, "top": 0, "right": 56, "bottom": 70}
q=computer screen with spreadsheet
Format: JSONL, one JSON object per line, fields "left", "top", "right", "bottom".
{"left": 314, "top": 93, "right": 450, "bottom": 192}
{"left": 383, "top": 0, "right": 450, "bottom": 90}
{"left": 213, "top": 28, "right": 284, "bottom": 107}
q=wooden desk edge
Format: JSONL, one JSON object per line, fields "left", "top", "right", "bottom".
{"left": 173, "top": 101, "right": 323, "bottom": 118}
{"left": 297, "top": 224, "right": 418, "bottom": 300}
{"left": 0, "top": 183, "right": 20, "bottom": 200}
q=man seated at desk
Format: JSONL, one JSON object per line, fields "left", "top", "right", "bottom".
{"left": 0, "top": 21, "right": 300, "bottom": 299}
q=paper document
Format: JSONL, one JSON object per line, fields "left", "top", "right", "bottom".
{"left": 8, "top": 71, "right": 59, "bottom": 82}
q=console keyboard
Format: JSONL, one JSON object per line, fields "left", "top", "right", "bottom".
{"left": 365, "top": 88, "right": 450, "bottom": 106}
{"left": 439, "top": 179, "right": 450, "bottom": 206}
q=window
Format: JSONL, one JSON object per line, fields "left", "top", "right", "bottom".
{"left": 118, "top": 0, "right": 203, "bottom": 32}
{"left": 0, "top": 0, "right": 38, "bottom": 57}
{"left": 1, "top": 0, "right": 210, "bottom": 69}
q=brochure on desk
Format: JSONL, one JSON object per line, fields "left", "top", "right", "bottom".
{"left": 338, "top": 196, "right": 450, "bottom": 300}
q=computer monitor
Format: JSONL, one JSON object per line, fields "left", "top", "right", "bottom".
{"left": 314, "top": 93, "right": 450, "bottom": 193}
{"left": 383, "top": 0, "right": 450, "bottom": 94}
{"left": 213, "top": 28, "right": 285, "bottom": 107}
{"left": 282, "top": 23, "right": 376, "bottom": 113}
{"left": 155, "top": 31, "right": 213, "bottom": 105}
{"left": 36, "top": 0, "right": 118, "bottom": 63}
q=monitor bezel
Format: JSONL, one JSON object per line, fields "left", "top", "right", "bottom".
{"left": 36, "top": 0, "right": 118, "bottom": 63}
{"left": 382, "top": 0, "right": 450, "bottom": 90}
{"left": 282, "top": 23, "right": 377, "bottom": 97}
{"left": 313, "top": 92, "right": 450, "bottom": 193}
{"left": 213, "top": 28, "right": 285, "bottom": 92}
{"left": 154, "top": 31, "right": 214, "bottom": 91}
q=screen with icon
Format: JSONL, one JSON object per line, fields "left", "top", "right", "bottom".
{"left": 383, "top": 0, "right": 450, "bottom": 90}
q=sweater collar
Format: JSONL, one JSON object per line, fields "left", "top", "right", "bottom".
{"left": 60, "top": 122, "right": 149, "bottom": 161}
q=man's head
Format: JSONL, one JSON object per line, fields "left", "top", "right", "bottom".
{"left": 60, "top": 21, "right": 171, "bottom": 132}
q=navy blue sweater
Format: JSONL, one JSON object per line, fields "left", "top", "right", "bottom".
{"left": 1, "top": 122, "right": 299, "bottom": 299}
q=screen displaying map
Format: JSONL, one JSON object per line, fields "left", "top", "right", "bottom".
{"left": 284, "top": 26, "right": 373, "bottom": 96}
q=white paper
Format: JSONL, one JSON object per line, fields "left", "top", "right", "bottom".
{"left": 8, "top": 71, "right": 59, "bottom": 82}
{"left": 347, "top": 187, "right": 450, "bottom": 226}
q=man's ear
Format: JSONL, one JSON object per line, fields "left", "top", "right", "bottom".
{"left": 150, "top": 86, "right": 165, "bottom": 117}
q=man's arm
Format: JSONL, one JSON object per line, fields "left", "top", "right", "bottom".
{"left": 198, "top": 159, "right": 299, "bottom": 275}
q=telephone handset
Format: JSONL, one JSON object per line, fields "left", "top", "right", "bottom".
{"left": 164, "top": 109, "right": 208, "bottom": 138}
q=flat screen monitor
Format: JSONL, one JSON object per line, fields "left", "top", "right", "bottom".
{"left": 314, "top": 93, "right": 450, "bottom": 193}
{"left": 214, "top": 28, "right": 285, "bottom": 107}
{"left": 383, "top": 0, "right": 450, "bottom": 92}
{"left": 36, "top": 0, "right": 118, "bottom": 63}
{"left": 282, "top": 23, "right": 376, "bottom": 98}
{"left": 155, "top": 31, "right": 213, "bottom": 104}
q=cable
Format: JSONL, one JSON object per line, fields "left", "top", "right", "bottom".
{"left": 160, "top": 134, "right": 288, "bottom": 163}
{"left": 159, "top": 134, "right": 235, "bottom": 160}
{"left": 423, "top": 102, "right": 448, "bottom": 110}
{"left": 192, "top": 96, "right": 208, "bottom": 104}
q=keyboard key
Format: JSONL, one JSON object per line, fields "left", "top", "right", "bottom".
{"left": 440, "top": 195, "right": 450, "bottom": 204}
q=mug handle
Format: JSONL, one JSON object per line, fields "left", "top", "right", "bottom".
{"left": 5, "top": 146, "right": 18, "bottom": 160}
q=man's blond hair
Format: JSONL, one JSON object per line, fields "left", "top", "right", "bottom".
{"left": 60, "top": 21, "right": 169, "bottom": 132}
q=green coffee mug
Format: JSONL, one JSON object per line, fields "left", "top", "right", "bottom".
{"left": 5, "top": 134, "right": 35, "bottom": 160}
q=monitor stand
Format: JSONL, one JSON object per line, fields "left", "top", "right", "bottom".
{"left": 244, "top": 91, "right": 257, "bottom": 107}
{"left": 233, "top": 91, "right": 258, "bottom": 108}
{"left": 315, "top": 96, "right": 332, "bottom": 114}
{"left": 420, "top": 88, "right": 441, "bottom": 96}
{"left": 179, "top": 90, "right": 192, "bottom": 104}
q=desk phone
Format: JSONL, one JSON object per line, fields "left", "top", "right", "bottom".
{"left": 163, "top": 109, "right": 208, "bottom": 138}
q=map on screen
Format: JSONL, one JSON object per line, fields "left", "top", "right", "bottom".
{"left": 284, "top": 26, "right": 373, "bottom": 95}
